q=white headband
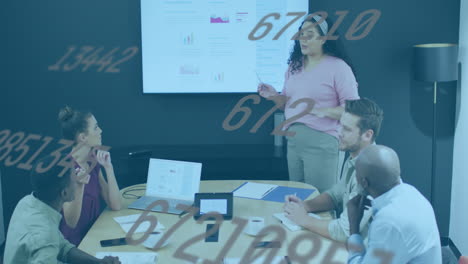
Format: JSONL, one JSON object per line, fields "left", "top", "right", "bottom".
{"left": 312, "top": 15, "right": 328, "bottom": 35}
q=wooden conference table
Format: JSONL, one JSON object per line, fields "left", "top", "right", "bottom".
{"left": 79, "top": 180, "right": 349, "bottom": 263}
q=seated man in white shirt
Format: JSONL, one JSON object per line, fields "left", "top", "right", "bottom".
{"left": 283, "top": 98, "right": 383, "bottom": 241}
{"left": 3, "top": 154, "right": 121, "bottom": 264}
{"left": 347, "top": 145, "right": 441, "bottom": 264}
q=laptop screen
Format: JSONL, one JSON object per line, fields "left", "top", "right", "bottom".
{"left": 146, "top": 158, "right": 202, "bottom": 201}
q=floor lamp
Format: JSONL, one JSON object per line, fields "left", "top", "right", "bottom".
{"left": 413, "top": 43, "right": 458, "bottom": 205}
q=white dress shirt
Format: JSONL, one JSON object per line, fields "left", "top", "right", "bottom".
{"left": 347, "top": 183, "right": 441, "bottom": 264}
{"left": 3, "top": 194, "right": 75, "bottom": 264}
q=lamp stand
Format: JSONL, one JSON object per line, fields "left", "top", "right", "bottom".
{"left": 431, "top": 81, "right": 437, "bottom": 205}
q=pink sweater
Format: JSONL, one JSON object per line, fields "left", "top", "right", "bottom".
{"left": 281, "top": 55, "right": 359, "bottom": 139}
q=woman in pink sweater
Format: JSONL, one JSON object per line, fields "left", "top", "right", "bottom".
{"left": 258, "top": 15, "right": 359, "bottom": 192}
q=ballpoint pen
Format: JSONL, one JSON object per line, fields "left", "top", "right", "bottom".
{"left": 287, "top": 192, "right": 297, "bottom": 203}
{"left": 255, "top": 71, "right": 262, "bottom": 83}
{"left": 261, "top": 187, "right": 276, "bottom": 198}
{"left": 255, "top": 71, "right": 266, "bottom": 90}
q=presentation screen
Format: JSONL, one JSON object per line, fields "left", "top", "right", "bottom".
{"left": 141, "top": 0, "right": 308, "bottom": 93}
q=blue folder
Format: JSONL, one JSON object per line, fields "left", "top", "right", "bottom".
{"left": 232, "top": 182, "right": 315, "bottom": 203}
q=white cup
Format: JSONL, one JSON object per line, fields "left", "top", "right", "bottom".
{"left": 244, "top": 217, "right": 265, "bottom": 236}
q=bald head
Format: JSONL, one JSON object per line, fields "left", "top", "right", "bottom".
{"left": 356, "top": 145, "right": 401, "bottom": 195}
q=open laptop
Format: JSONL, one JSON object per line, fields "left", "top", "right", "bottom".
{"left": 128, "top": 158, "right": 202, "bottom": 214}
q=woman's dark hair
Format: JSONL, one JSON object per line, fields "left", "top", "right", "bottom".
{"left": 287, "top": 15, "right": 356, "bottom": 78}
{"left": 345, "top": 98, "right": 384, "bottom": 142}
{"left": 58, "top": 106, "right": 92, "bottom": 141}
{"left": 30, "top": 154, "right": 72, "bottom": 203}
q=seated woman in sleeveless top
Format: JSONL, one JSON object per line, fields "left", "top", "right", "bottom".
{"left": 58, "top": 106, "right": 121, "bottom": 246}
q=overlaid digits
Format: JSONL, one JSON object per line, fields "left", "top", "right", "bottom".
{"left": 125, "top": 199, "right": 169, "bottom": 246}
{"left": 48, "top": 46, "right": 139, "bottom": 73}
{"left": 126, "top": 198, "right": 395, "bottom": 264}
{"left": 222, "top": 95, "right": 316, "bottom": 137}
{"left": 173, "top": 211, "right": 224, "bottom": 263}
{"left": 239, "top": 225, "right": 286, "bottom": 264}
{"left": 0, "top": 129, "right": 111, "bottom": 176}
{"left": 248, "top": 10, "right": 381, "bottom": 41}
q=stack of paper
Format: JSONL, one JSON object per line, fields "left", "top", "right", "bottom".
{"left": 142, "top": 232, "right": 170, "bottom": 249}
{"left": 223, "top": 256, "right": 287, "bottom": 264}
{"left": 233, "top": 182, "right": 278, "bottom": 199}
{"left": 95, "top": 252, "right": 158, "bottom": 264}
{"left": 273, "top": 213, "right": 321, "bottom": 231}
{"left": 114, "top": 214, "right": 165, "bottom": 233}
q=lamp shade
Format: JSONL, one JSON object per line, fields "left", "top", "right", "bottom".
{"left": 413, "top": 43, "right": 458, "bottom": 82}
